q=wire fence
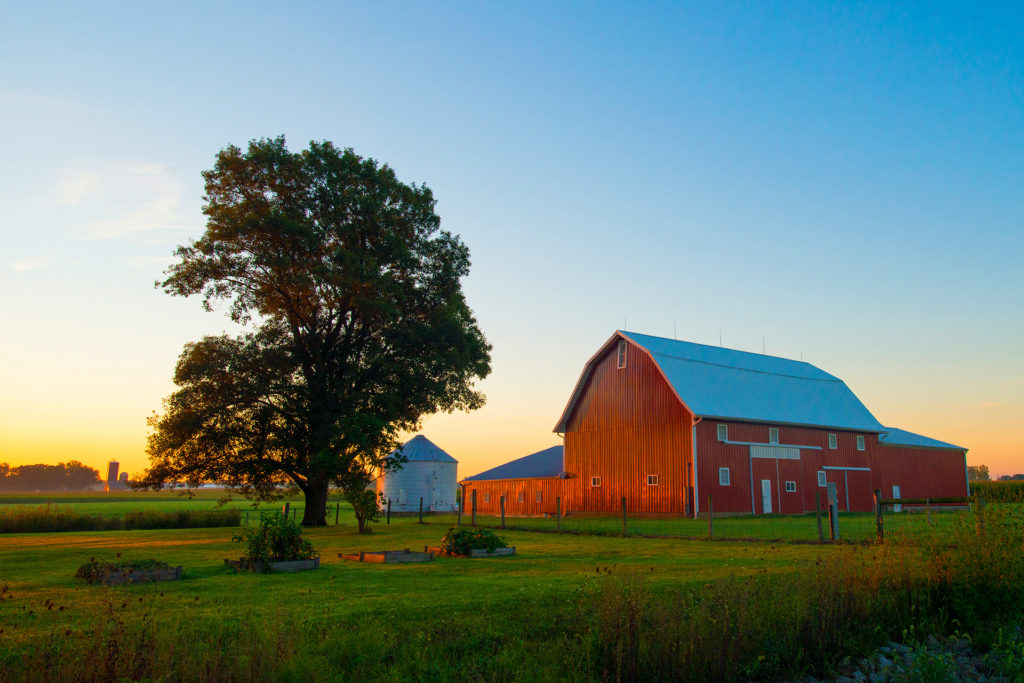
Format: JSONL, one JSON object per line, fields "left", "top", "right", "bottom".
{"left": 383, "top": 493, "right": 993, "bottom": 545}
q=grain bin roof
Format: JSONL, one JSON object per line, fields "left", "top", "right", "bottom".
{"left": 462, "top": 445, "right": 564, "bottom": 482}
{"left": 555, "top": 331, "right": 886, "bottom": 434}
{"left": 391, "top": 435, "right": 457, "bottom": 463}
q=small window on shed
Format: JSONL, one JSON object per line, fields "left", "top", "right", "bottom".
{"left": 719, "top": 467, "right": 731, "bottom": 486}
{"left": 856, "top": 435, "right": 865, "bottom": 451}
{"left": 484, "top": 492, "right": 490, "bottom": 504}
{"left": 617, "top": 340, "right": 628, "bottom": 369}
{"left": 817, "top": 471, "right": 827, "bottom": 487}
{"left": 517, "top": 491, "right": 525, "bottom": 503}
{"left": 785, "top": 481, "right": 796, "bottom": 493}
{"left": 647, "top": 475, "right": 659, "bottom": 486}
{"left": 828, "top": 433, "right": 837, "bottom": 450}
{"left": 769, "top": 427, "right": 779, "bottom": 444}
{"left": 591, "top": 477, "right": 602, "bottom": 487}
{"left": 717, "top": 424, "right": 728, "bottom": 442}
{"left": 536, "top": 490, "right": 543, "bottom": 503}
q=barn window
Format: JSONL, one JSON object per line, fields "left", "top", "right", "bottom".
{"left": 817, "top": 471, "right": 827, "bottom": 487}
{"left": 617, "top": 340, "right": 628, "bottom": 369}
{"left": 517, "top": 491, "right": 525, "bottom": 503}
{"left": 536, "top": 490, "right": 543, "bottom": 503}
{"left": 769, "top": 427, "right": 779, "bottom": 444}
{"left": 591, "top": 477, "right": 602, "bottom": 487}
{"left": 785, "top": 481, "right": 796, "bottom": 493}
{"left": 717, "top": 424, "right": 728, "bottom": 441}
{"left": 828, "top": 433, "right": 837, "bottom": 450}
{"left": 647, "top": 475, "right": 659, "bottom": 486}
{"left": 484, "top": 492, "right": 490, "bottom": 503}
{"left": 856, "top": 435, "right": 865, "bottom": 451}
{"left": 719, "top": 467, "right": 730, "bottom": 486}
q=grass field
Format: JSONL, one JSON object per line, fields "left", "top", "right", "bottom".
{"left": 0, "top": 490, "right": 307, "bottom": 518}
{"left": 2, "top": 494, "right": 1022, "bottom": 681}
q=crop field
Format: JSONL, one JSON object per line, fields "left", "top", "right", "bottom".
{"left": 1, "top": 493, "right": 1023, "bottom": 681}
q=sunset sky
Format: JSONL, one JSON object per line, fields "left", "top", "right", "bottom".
{"left": 1, "top": 2, "right": 1021, "bottom": 481}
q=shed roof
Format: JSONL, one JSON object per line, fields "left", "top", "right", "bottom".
{"left": 555, "top": 331, "right": 886, "bottom": 433}
{"left": 462, "top": 445, "right": 564, "bottom": 482}
{"left": 880, "top": 427, "right": 965, "bottom": 451}
{"left": 390, "top": 435, "right": 457, "bottom": 463}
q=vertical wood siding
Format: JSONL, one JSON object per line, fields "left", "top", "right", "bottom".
{"left": 870, "top": 446, "right": 969, "bottom": 502}
{"left": 460, "top": 478, "right": 565, "bottom": 516}
{"left": 563, "top": 341, "right": 694, "bottom": 513}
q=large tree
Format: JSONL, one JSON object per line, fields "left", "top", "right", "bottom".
{"left": 136, "top": 137, "right": 491, "bottom": 525}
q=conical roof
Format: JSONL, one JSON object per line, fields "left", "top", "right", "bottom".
{"left": 390, "top": 435, "right": 457, "bottom": 463}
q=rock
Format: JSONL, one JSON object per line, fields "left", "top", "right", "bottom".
{"left": 868, "top": 672, "right": 887, "bottom": 683}
{"left": 876, "top": 655, "right": 893, "bottom": 669}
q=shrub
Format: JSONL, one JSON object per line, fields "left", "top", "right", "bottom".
{"left": 124, "top": 509, "right": 240, "bottom": 529}
{"left": 76, "top": 558, "right": 171, "bottom": 584}
{"left": 232, "top": 514, "right": 316, "bottom": 567}
{"left": 440, "top": 527, "right": 507, "bottom": 556}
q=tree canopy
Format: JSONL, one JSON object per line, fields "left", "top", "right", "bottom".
{"left": 0, "top": 461, "right": 102, "bottom": 492}
{"left": 136, "top": 137, "right": 491, "bottom": 525}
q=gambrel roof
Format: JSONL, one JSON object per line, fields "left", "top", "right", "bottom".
{"left": 554, "top": 331, "right": 886, "bottom": 434}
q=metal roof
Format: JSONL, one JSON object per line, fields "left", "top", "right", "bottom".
{"left": 880, "top": 427, "right": 965, "bottom": 451}
{"left": 555, "top": 331, "right": 886, "bottom": 433}
{"left": 462, "top": 445, "right": 564, "bottom": 481}
{"left": 389, "top": 435, "right": 457, "bottom": 463}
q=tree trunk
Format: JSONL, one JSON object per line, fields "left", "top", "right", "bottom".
{"left": 302, "top": 478, "right": 329, "bottom": 526}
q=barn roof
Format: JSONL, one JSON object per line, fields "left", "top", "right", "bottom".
{"left": 880, "top": 427, "right": 965, "bottom": 451}
{"left": 390, "top": 435, "right": 457, "bottom": 463}
{"left": 462, "top": 445, "right": 565, "bottom": 482}
{"left": 554, "top": 331, "right": 886, "bottom": 433}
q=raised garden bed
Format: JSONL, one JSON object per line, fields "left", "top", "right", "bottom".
{"left": 77, "top": 560, "right": 183, "bottom": 585}
{"left": 340, "top": 549, "right": 434, "bottom": 564}
{"left": 425, "top": 545, "right": 516, "bottom": 558}
{"left": 224, "top": 557, "right": 320, "bottom": 572}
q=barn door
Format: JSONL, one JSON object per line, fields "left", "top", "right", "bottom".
{"left": 761, "top": 479, "right": 773, "bottom": 514}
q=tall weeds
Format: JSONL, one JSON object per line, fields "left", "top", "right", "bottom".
{"left": 0, "top": 506, "right": 240, "bottom": 533}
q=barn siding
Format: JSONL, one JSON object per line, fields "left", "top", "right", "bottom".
{"left": 460, "top": 478, "right": 565, "bottom": 516}
{"left": 563, "top": 340, "right": 694, "bottom": 513}
{"left": 871, "top": 445, "right": 968, "bottom": 502}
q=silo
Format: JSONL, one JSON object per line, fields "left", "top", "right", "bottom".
{"left": 379, "top": 435, "right": 458, "bottom": 512}
{"left": 106, "top": 460, "right": 119, "bottom": 492}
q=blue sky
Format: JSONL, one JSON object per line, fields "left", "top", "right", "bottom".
{"left": 1, "top": 1, "right": 1021, "bottom": 478}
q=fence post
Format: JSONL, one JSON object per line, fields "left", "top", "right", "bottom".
{"left": 245, "top": 510, "right": 249, "bottom": 527}
{"left": 815, "top": 490, "right": 824, "bottom": 542}
{"left": 293, "top": 508, "right": 297, "bottom": 523}
{"left": 457, "top": 487, "right": 463, "bottom": 526}
{"left": 387, "top": 498, "right": 391, "bottom": 525}
{"left": 828, "top": 500, "right": 839, "bottom": 541}
{"left": 418, "top": 497, "right": 424, "bottom": 524}
{"left": 707, "top": 494, "right": 713, "bottom": 539}
{"left": 926, "top": 498, "right": 931, "bottom": 526}
{"left": 874, "top": 489, "right": 884, "bottom": 543}
{"left": 621, "top": 497, "right": 627, "bottom": 537}
{"left": 976, "top": 495, "right": 986, "bottom": 536}
{"left": 282, "top": 502, "right": 290, "bottom": 518}
{"left": 471, "top": 490, "right": 477, "bottom": 527}
{"left": 335, "top": 502, "right": 340, "bottom": 525}
{"left": 500, "top": 495, "right": 506, "bottom": 528}
{"left": 556, "top": 497, "right": 561, "bottom": 532}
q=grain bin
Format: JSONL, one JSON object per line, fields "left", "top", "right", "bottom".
{"left": 378, "top": 435, "right": 458, "bottom": 512}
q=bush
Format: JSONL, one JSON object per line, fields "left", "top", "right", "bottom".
{"left": 232, "top": 514, "right": 316, "bottom": 567}
{"left": 76, "top": 558, "right": 171, "bottom": 584}
{"left": 440, "top": 527, "right": 507, "bottom": 556}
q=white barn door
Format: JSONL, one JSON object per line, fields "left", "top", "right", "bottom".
{"left": 761, "top": 479, "right": 773, "bottom": 514}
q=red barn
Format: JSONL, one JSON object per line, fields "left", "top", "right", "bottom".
{"left": 461, "top": 331, "right": 968, "bottom": 516}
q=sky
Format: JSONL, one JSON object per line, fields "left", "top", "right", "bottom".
{"left": 1, "top": 1, "right": 1022, "bottom": 481}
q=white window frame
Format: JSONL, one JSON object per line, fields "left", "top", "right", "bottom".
{"left": 617, "top": 340, "right": 627, "bottom": 369}
{"left": 591, "top": 476, "right": 602, "bottom": 487}
{"left": 817, "top": 470, "right": 827, "bottom": 487}
{"left": 719, "top": 467, "right": 730, "bottom": 486}
{"left": 856, "top": 435, "right": 865, "bottom": 451}
{"left": 535, "top": 490, "right": 543, "bottom": 503}
{"left": 785, "top": 480, "right": 796, "bottom": 493}
{"left": 717, "top": 424, "right": 728, "bottom": 442}
{"left": 647, "top": 475, "right": 659, "bottom": 486}
{"left": 769, "top": 427, "right": 779, "bottom": 444}
{"left": 828, "top": 433, "right": 837, "bottom": 450}
{"left": 517, "top": 491, "right": 524, "bottom": 503}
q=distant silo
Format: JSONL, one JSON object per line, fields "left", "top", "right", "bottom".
{"left": 378, "top": 436, "right": 458, "bottom": 512}
{"left": 106, "top": 460, "right": 120, "bottom": 492}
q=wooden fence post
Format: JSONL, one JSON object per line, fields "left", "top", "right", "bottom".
{"left": 926, "top": 498, "right": 931, "bottom": 526}
{"left": 815, "top": 490, "right": 824, "bottom": 542}
{"left": 471, "top": 490, "right": 477, "bottom": 527}
{"left": 707, "top": 494, "right": 713, "bottom": 540}
{"left": 828, "top": 500, "right": 839, "bottom": 541}
{"left": 976, "top": 495, "right": 986, "bottom": 536}
{"left": 418, "top": 497, "right": 424, "bottom": 524}
{"left": 500, "top": 495, "right": 505, "bottom": 528}
{"left": 335, "top": 502, "right": 340, "bottom": 525}
{"left": 556, "top": 496, "right": 561, "bottom": 532}
{"left": 874, "top": 489, "right": 884, "bottom": 543}
{"left": 457, "top": 487, "right": 463, "bottom": 526}
{"left": 386, "top": 498, "right": 391, "bottom": 525}
{"left": 282, "top": 502, "right": 290, "bottom": 518}
{"left": 293, "top": 508, "right": 297, "bottom": 523}
{"left": 621, "top": 497, "right": 627, "bottom": 537}
{"left": 245, "top": 510, "right": 249, "bottom": 527}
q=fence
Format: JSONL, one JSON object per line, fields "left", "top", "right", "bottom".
{"left": 400, "top": 491, "right": 989, "bottom": 545}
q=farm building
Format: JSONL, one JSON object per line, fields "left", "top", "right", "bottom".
{"left": 460, "top": 331, "right": 969, "bottom": 517}
{"left": 461, "top": 446, "right": 567, "bottom": 516}
{"left": 378, "top": 435, "right": 459, "bottom": 512}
